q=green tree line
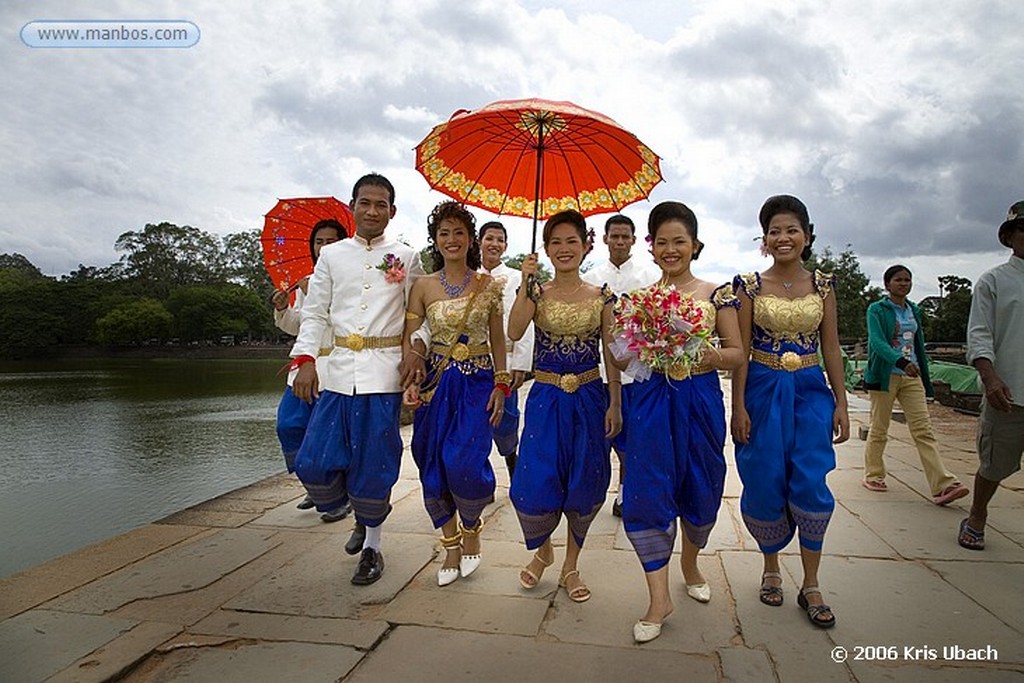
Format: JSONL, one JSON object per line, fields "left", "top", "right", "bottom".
{"left": 0, "top": 223, "right": 275, "bottom": 357}
{"left": 807, "top": 245, "right": 972, "bottom": 344}
{"left": 0, "top": 226, "right": 971, "bottom": 359}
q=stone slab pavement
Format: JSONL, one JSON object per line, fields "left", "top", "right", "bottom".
{"left": 1, "top": 382, "right": 1022, "bottom": 682}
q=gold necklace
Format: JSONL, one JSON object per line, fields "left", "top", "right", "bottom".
{"left": 661, "top": 275, "right": 697, "bottom": 290}
{"left": 549, "top": 279, "right": 585, "bottom": 297}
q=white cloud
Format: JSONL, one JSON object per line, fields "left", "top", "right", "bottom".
{"left": 1, "top": 0, "right": 1021, "bottom": 287}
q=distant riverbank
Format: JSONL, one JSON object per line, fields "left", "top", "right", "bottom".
{"left": 4, "top": 343, "right": 294, "bottom": 362}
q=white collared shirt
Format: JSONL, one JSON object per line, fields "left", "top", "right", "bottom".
{"left": 967, "top": 254, "right": 1024, "bottom": 406}
{"left": 582, "top": 254, "right": 661, "bottom": 295}
{"left": 484, "top": 262, "right": 534, "bottom": 372}
{"left": 582, "top": 254, "right": 661, "bottom": 383}
{"left": 291, "top": 234, "right": 423, "bottom": 395}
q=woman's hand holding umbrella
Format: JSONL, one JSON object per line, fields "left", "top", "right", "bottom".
{"left": 520, "top": 253, "right": 539, "bottom": 279}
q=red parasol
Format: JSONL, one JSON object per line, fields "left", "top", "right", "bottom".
{"left": 414, "top": 98, "right": 664, "bottom": 250}
{"left": 261, "top": 196, "right": 355, "bottom": 291}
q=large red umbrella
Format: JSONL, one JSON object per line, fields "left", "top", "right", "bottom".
{"left": 414, "top": 98, "right": 664, "bottom": 250}
{"left": 261, "top": 196, "right": 355, "bottom": 291}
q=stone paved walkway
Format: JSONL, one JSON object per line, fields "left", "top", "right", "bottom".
{"left": 1, "top": 383, "right": 1022, "bottom": 682}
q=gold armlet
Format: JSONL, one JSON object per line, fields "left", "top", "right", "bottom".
{"left": 405, "top": 310, "right": 423, "bottom": 320}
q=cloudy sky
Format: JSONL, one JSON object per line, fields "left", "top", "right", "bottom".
{"left": 3, "top": 0, "right": 1022, "bottom": 296}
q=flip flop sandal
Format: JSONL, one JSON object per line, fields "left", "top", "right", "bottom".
{"left": 759, "top": 571, "right": 784, "bottom": 606}
{"left": 958, "top": 518, "right": 985, "bottom": 550}
{"left": 559, "top": 569, "right": 592, "bottom": 603}
{"left": 862, "top": 479, "right": 888, "bottom": 492}
{"left": 519, "top": 549, "right": 554, "bottom": 589}
{"left": 798, "top": 588, "right": 836, "bottom": 629}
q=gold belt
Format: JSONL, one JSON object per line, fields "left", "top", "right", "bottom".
{"left": 534, "top": 367, "right": 601, "bottom": 393}
{"left": 431, "top": 341, "right": 491, "bottom": 362}
{"left": 659, "top": 361, "right": 714, "bottom": 380}
{"left": 334, "top": 333, "right": 402, "bottom": 351}
{"left": 751, "top": 349, "right": 819, "bottom": 372}
{"left": 318, "top": 347, "right": 332, "bottom": 357}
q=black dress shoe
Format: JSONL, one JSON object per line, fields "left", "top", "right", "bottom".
{"left": 345, "top": 522, "right": 367, "bottom": 555}
{"left": 320, "top": 501, "right": 352, "bottom": 523}
{"left": 612, "top": 499, "right": 623, "bottom": 518}
{"left": 351, "top": 548, "right": 384, "bottom": 585}
{"left": 296, "top": 495, "right": 316, "bottom": 510}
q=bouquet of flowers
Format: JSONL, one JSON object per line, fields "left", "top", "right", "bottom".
{"left": 610, "top": 284, "right": 715, "bottom": 381}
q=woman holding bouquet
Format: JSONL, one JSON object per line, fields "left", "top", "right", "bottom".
{"left": 402, "top": 201, "right": 507, "bottom": 586}
{"left": 613, "top": 201, "right": 744, "bottom": 643}
{"left": 731, "top": 195, "right": 849, "bottom": 629}
{"left": 508, "top": 210, "right": 622, "bottom": 603}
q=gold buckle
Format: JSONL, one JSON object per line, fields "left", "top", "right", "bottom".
{"left": 451, "top": 342, "right": 470, "bottom": 362}
{"left": 780, "top": 351, "right": 801, "bottom": 372}
{"left": 667, "top": 363, "right": 690, "bottom": 381}
{"left": 346, "top": 333, "right": 365, "bottom": 352}
{"left": 558, "top": 373, "right": 580, "bottom": 393}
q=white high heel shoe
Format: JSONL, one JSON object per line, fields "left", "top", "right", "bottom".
{"left": 459, "top": 519, "right": 484, "bottom": 578}
{"left": 437, "top": 531, "right": 462, "bottom": 587}
{"left": 686, "top": 582, "right": 711, "bottom": 603}
{"left": 633, "top": 620, "right": 663, "bottom": 643}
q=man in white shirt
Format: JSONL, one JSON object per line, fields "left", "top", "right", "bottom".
{"left": 292, "top": 173, "right": 423, "bottom": 584}
{"left": 582, "top": 214, "right": 660, "bottom": 516}
{"left": 958, "top": 200, "right": 1024, "bottom": 551}
{"left": 479, "top": 221, "right": 535, "bottom": 475}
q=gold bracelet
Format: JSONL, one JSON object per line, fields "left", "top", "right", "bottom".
{"left": 493, "top": 370, "right": 513, "bottom": 385}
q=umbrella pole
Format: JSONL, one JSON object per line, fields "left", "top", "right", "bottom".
{"left": 530, "top": 122, "right": 546, "bottom": 254}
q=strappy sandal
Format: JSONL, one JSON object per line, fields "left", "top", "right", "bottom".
{"left": 559, "top": 569, "right": 592, "bottom": 603}
{"left": 459, "top": 519, "right": 484, "bottom": 578}
{"left": 759, "top": 571, "right": 784, "bottom": 607}
{"left": 958, "top": 518, "right": 985, "bottom": 550}
{"left": 519, "top": 548, "right": 554, "bottom": 589}
{"left": 437, "top": 530, "right": 462, "bottom": 587}
{"left": 797, "top": 587, "right": 836, "bottom": 629}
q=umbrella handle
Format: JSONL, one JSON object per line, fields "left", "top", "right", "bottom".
{"left": 525, "top": 274, "right": 541, "bottom": 303}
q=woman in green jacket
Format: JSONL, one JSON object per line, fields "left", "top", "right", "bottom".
{"left": 862, "top": 265, "right": 968, "bottom": 505}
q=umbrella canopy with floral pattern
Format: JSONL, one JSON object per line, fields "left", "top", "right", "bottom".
{"left": 414, "top": 98, "right": 663, "bottom": 250}
{"left": 261, "top": 196, "right": 355, "bottom": 291}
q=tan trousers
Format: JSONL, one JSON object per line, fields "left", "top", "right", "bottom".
{"left": 863, "top": 374, "right": 957, "bottom": 495}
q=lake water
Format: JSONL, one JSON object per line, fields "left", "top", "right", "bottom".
{"left": 0, "top": 358, "right": 288, "bottom": 577}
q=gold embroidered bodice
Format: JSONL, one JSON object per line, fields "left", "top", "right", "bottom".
{"left": 536, "top": 297, "right": 604, "bottom": 338}
{"left": 754, "top": 294, "right": 823, "bottom": 341}
{"left": 425, "top": 279, "right": 501, "bottom": 346}
{"left": 533, "top": 285, "right": 614, "bottom": 372}
{"left": 734, "top": 271, "right": 834, "bottom": 353}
